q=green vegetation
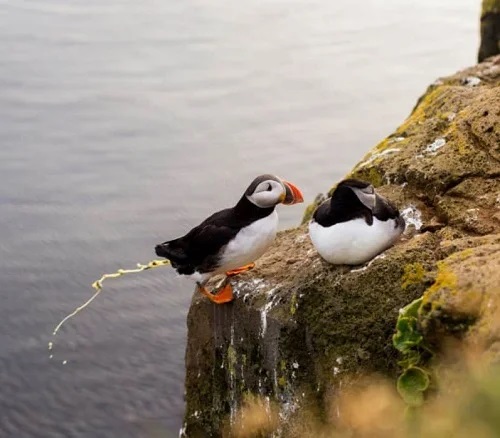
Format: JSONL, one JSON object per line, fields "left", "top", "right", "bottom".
{"left": 393, "top": 298, "right": 432, "bottom": 407}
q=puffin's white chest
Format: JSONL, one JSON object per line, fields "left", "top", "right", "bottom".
{"left": 308, "top": 217, "right": 403, "bottom": 265}
{"left": 218, "top": 210, "right": 279, "bottom": 272}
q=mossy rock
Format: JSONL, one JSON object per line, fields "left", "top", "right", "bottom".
{"left": 182, "top": 56, "right": 500, "bottom": 436}
{"left": 479, "top": 1, "right": 500, "bottom": 62}
{"left": 420, "top": 235, "right": 500, "bottom": 346}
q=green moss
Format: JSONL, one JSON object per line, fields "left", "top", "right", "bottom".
{"left": 349, "top": 166, "right": 385, "bottom": 187}
{"left": 373, "top": 138, "right": 391, "bottom": 153}
{"left": 290, "top": 292, "right": 298, "bottom": 315}
{"left": 227, "top": 345, "right": 237, "bottom": 377}
{"left": 401, "top": 263, "right": 426, "bottom": 289}
{"left": 482, "top": 0, "right": 500, "bottom": 14}
{"left": 301, "top": 194, "right": 325, "bottom": 224}
{"left": 302, "top": 203, "right": 317, "bottom": 225}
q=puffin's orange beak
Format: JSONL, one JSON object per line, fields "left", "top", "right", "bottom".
{"left": 282, "top": 180, "right": 304, "bottom": 205}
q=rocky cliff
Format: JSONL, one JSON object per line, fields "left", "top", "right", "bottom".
{"left": 479, "top": 0, "right": 500, "bottom": 62}
{"left": 181, "top": 56, "right": 500, "bottom": 437}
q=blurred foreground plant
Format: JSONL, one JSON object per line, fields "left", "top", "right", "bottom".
{"left": 229, "top": 342, "right": 500, "bottom": 438}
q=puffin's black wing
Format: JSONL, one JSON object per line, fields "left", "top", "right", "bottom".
{"left": 155, "top": 208, "right": 240, "bottom": 275}
{"left": 373, "top": 194, "right": 401, "bottom": 220}
{"left": 312, "top": 195, "right": 375, "bottom": 226}
{"left": 372, "top": 194, "right": 405, "bottom": 229}
{"left": 311, "top": 200, "right": 332, "bottom": 225}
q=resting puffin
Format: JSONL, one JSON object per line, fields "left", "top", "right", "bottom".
{"left": 155, "top": 174, "right": 303, "bottom": 304}
{"left": 308, "top": 178, "right": 405, "bottom": 265}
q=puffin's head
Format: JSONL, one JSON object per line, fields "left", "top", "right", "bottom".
{"left": 245, "top": 174, "right": 304, "bottom": 208}
{"left": 336, "top": 178, "right": 376, "bottom": 210}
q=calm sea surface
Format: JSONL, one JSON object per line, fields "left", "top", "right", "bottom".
{"left": 0, "top": 0, "right": 478, "bottom": 436}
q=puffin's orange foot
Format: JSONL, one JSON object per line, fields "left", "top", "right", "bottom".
{"left": 211, "top": 283, "right": 234, "bottom": 304}
{"left": 226, "top": 263, "right": 255, "bottom": 277}
{"left": 197, "top": 283, "right": 234, "bottom": 304}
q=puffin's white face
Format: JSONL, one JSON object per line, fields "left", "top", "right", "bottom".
{"left": 246, "top": 179, "right": 286, "bottom": 208}
{"left": 244, "top": 174, "right": 304, "bottom": 208}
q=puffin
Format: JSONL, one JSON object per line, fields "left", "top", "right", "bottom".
{"left": 155, "top": 174, "right": 304, "bottom": 304}
{"left": 308, "top": 178, "right": 405, "bottom": 265}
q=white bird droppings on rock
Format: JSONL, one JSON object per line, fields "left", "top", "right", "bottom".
{"left": 260, "top": 287, "right": 280, "bottom": 338}
{"left": 350, "top": 253, "right": 386, "bottom": 273}
{"left": 294, "top": 234, "right": 307, "bottom": 243}
{"left": 179, "top": 424, "right": 187, "bottom": 438}
{"left": 401, "top": 205, "right": 423, "bottom": 231}
{"left": 425, "top": 138, "right": 446, "bottom": 155}
{"left": 358, "top": 148, "right": 401, "bottom": 168}
{"left": 463, "top": 76, "right": 481, "bottom": 87}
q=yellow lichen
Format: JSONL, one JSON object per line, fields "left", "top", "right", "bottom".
{"left": 278, "top": 376, "right": 287, "bottom": 388}
{"left": 441, "top": 117, "right": 474, "bottom": 156}
{"left": 421, "top": 247, "right": 488, "bottom": 321}
{"left": 373, "top": 138, "right": 391, "bottom": 153}
{"left": 422, "top": 262, "right": 459, "bottom": 313}
{"left": 396, "top": 86, "right": 449, "bottom": 135}
{"left": 365, "top": 167, "right": 384, "bottom": 187}
{"left": 453, "top": 248, "right": 475, "bottom": 261}
{"left": 349, "top": 166, "right": 384, "bottom": 187}
{"left": 290, "top": 292, "right": 298, "bottom": 315}
{"left": 426, "top": 262, "right": 458, "bottom": 296}
{"left": 401, "top": 263, "right": 426, "bottom": 289}
{"left": 302, "top": 202, "right": 318, "bottom": 224}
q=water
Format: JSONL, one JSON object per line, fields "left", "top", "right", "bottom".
{"left": 0, "top": 0, "right": 478, "bottom": 436}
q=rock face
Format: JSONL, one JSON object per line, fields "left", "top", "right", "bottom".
{"left": 479, "top": 0, "right": 500, "bottom": 62}
{"left": 181, "top": 57, "right": 500, "bottom": 437}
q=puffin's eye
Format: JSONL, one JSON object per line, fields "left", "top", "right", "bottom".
{"left": 266, "top": 184, "right": 273, "bottom": 191}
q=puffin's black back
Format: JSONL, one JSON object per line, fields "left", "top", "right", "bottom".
{"left": 155, "top": 195, "right": 274, "bottom": 275}
{"left": 313, "top": 179, "right": 401, "bottom": 227}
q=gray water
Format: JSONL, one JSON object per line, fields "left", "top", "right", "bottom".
{"left": 0, "top": 0, "right": 478, "bottom": 436}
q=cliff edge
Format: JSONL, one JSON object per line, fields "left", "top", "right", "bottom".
{"left": 181, "top": 56, "right": 500, "bottom": 437}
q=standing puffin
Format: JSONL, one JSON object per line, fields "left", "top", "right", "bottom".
{"left": 155, "top": 174, "right": 303, "bottom": 304}
{"left": 308, "top": 178, "right": 405, "bottom": 265}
